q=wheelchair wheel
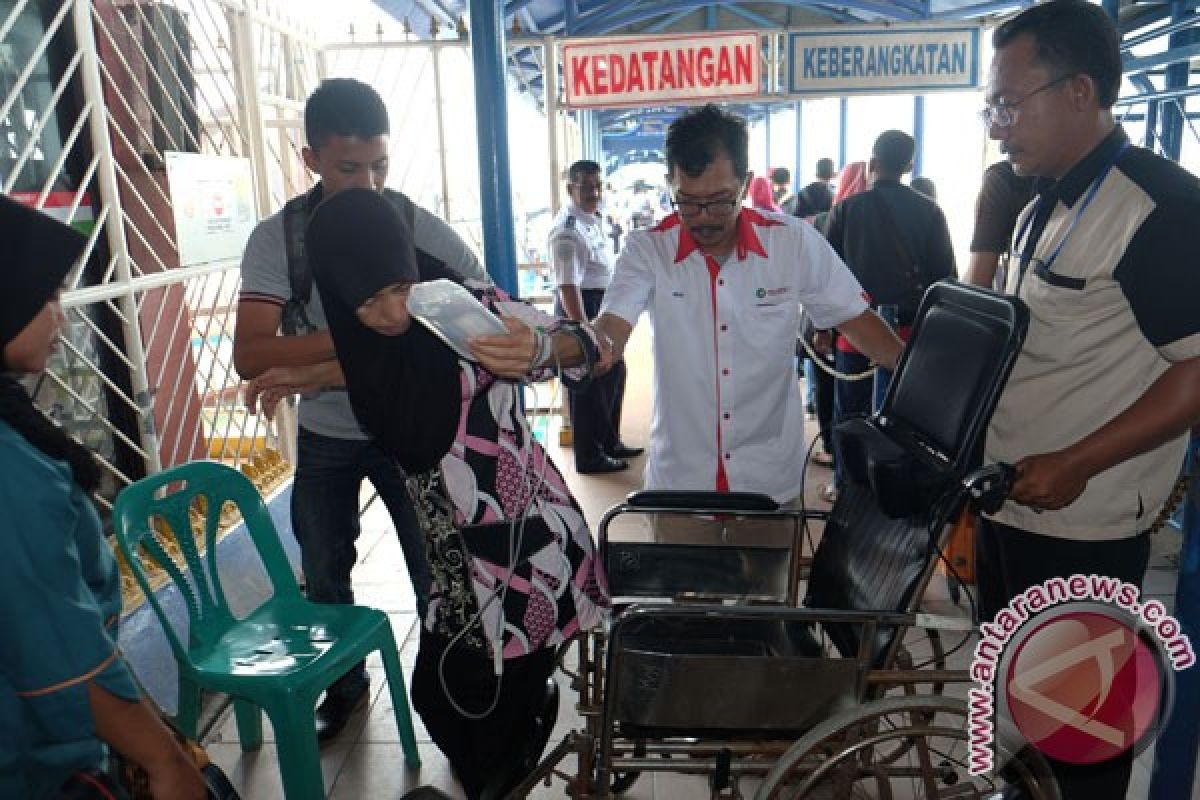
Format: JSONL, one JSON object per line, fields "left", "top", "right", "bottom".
{"left": 754, "top": 695, "right": 1059, "bottom": 800}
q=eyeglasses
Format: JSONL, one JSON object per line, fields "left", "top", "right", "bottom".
{"left": 671, "top": 194, "right": 741, "bottom": 218}
{"left": 570, "top": 181, "right": 603, "bottom": 194}
{"left": 979, "top": 74, "right": 1073, "bottom": 128}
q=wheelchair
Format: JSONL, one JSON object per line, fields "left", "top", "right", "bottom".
{"left": 512, "top": 282, "right": 1061, "bottom": 799}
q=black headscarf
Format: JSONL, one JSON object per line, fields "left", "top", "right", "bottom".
{"left": 307, "top": 188, "right": 462, "bottom": 473}
{"left": 0, "top": 194, "right": 101, "bottom": 491}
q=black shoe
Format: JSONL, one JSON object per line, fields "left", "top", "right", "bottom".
{"left": 576, "top": 454, "right": 629, "bottom": 474}
{"left": 315, "top": 683, "right": 369, "bottom": 744}
{"left": 606, "top": 443, "right": 645, "bottom": 459}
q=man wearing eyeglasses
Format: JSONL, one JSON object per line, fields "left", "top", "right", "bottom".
{"left": 547, "top": 160, "right": 642, "bottom": 474}
{"left": 590, "top": 104, "right": 903, "bottom": 504}
{"left": 977, "top": 2, "right": 1200, "bottom": 796}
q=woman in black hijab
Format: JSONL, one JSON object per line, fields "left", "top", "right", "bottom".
{"left": 0, "top": 195, "right": 205, "bottom": 798}
{"left": 265, "top": 188, "right": 610, "bottom": 798}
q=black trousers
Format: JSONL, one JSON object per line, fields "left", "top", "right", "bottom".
{"left": 412, "top": 629, "right": 556, "bottom": 799}
{"left": 558, "top": 288, "right": 627, "bottom": 465}
{"left": 976, "top": 518, "right": 1152, "bottom": 800}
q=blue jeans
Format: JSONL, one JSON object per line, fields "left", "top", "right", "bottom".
{"left": 293, "top": 426, "right": 432, "bottom": 695}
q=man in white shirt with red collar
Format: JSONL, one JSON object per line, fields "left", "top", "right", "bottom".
{"left": 594, "top": 104, "right": 903, "bottom": 503}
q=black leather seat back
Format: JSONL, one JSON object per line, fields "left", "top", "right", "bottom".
{"left": 806, "top": 481, "right": 932, "bottom": 664}
{"left": 878, "top": 282, "right": 1028, "bottom": 475}
{"left": 812, "top": 282, "right": 1028, "bottom": 664}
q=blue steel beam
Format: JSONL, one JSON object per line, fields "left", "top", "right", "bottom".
{"left": 1159, "top": 0, "right": 1194, "bottom": 161}
{"left": 1116, "top": 111, "right": 1200, "bottom": 123}
{"left": 1116, "top": 83, "right": 1200, "bottom": 105}
{"left": 469, "top": 0, "right": 519, "bottom": 295}
{"left": 1144, "top": 101, "right": 1161, "bottom": 149}
{"left": 573, "top": 0, "right": 709, "bottom": 34}
{"left": 1123, "top": 42, "right": 1200, "bottom": 75}
{"left": 928, "top": 0, "right": 1029, "bottom": 20}
{"left": 764, "top": 107, "right": 773, "bottom": 175}
{"left": 885, "top": 0, "right": 932, "bottom": 19}
{"left": 1149, "top": 436, "right": 1200, "bottom": 800}
{"left": 1121, "top": 5, "right": 1172, "bottom": 36}
{"left": 913, "top": 94, "right": 925, "bottom": 175}
{"left": 646, "top": 8, "right": 699, "bottom": 33}
{"left": 768, "top": 0, "right": 923, "bottom": 18}
{"left": 573, "top": 0, "right": 920, "bottom": 34}
{"left": 793, "top": 101, "right": 803, "bottom": 193}
{"left": 503, "top": 0, "right": 537, "bottom": 15}
{"left": 814, "top": 4, "right": 866, "bottom": 23}
{"left": 1121, "top": 12, "right": 1200, "bottom": 50}
{"left": 508, "top": 0, "right": 1014, "bottom": 36}
{"left": 722, "top": 2, "right": 779, "bottom": 29}
{"left": 839, "top": 97, "right": 848, "bottom": 167}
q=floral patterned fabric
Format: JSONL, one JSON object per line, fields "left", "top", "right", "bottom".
{"left": 409, "top": 282, "right": 610, "bottom": 660}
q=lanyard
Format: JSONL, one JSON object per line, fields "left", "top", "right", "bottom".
{"left": 1012, "top": 141, "right": 1130, "bottom": 294}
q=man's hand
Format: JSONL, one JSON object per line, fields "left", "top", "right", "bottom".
{"left": 245, "top": 364, "right": 330, "bottom": 419}
{"left": 1009, "top": 450, "right": 1090, "bottom": 512}
{"left": 593, "top": 327, "right": 617, "bottom": 375}
{"left": 468, "top": 316, "right": 538, "bottom": 379}
{"left": 836, "top": 310, "right": 903, "bottom": 371}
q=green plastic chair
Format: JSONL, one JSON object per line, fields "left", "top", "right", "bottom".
{"left": 112, "top": 460, "right": 420, "bottom": 799}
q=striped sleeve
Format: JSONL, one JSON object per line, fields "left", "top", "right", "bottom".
{"left": 237, "top": 213, "right": 289, "bottom": 306}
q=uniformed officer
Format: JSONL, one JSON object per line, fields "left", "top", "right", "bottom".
{"left": 548, "top": 160, "right": 642, "bottom": 473}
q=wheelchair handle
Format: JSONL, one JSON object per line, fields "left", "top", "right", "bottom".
{"left": 962, "top": 462, "right": 1016, "bottom": 515}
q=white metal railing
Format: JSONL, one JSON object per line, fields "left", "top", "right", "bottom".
{"left": 2, "top": 0, "right": 318, "bottom": 505}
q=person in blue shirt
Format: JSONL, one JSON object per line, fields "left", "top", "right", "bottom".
{"left": 0, "top": 194, "right": 204, "bottom": 799}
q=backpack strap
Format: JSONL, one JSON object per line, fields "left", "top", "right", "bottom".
{"left": 280, "top": 185, "right": 322, "bottom": 336}
{"left": 383, "top": 187, "right": 418, "bottom": 232}
{"left": 282, "top": 187, "right": 422, "bottom": 336}
{"left": 870, "top": 190, "right": 927, "bottom": 322}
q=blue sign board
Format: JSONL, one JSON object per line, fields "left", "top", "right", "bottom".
{"left": 788, "top": 26, "right": 982, "bottom": 96}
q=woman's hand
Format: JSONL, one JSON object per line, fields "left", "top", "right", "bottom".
{"left": 468, "top": 316, "right": 538, "bottom": 379}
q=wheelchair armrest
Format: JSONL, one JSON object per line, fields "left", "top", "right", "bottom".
{"left": 624, "top": 490, "right": 780, "bottom": 512}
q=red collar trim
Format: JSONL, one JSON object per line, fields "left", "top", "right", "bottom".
{"left": 658, "top": 208, "right": 782, "bottom": 264}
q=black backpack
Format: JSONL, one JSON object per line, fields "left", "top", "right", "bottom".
{"left": 280, "top": 185, "right": 417, "bottom": 335}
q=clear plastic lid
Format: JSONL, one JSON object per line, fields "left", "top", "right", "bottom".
{"left": 407, "top": 279, "right": 508, "bottom": 360}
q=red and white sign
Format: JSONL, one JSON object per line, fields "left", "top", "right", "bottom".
{"left": 563, "top": 31, "right": 761, "bottom": 109}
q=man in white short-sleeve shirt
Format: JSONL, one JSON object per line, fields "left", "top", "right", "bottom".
{"left": 547, "top": 160, "right": 641, "bottom": 474}
{"left": 595, "top": 105, "right": 904, "bottom": 503}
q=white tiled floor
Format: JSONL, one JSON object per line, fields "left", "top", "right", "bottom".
{"left": 205, "top": 325, "right": 1188, "bottom": 798}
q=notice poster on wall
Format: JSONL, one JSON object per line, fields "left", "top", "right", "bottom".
{"left": 562, "top": 31, "right": 761, "bottom": 109}
{"left": 165, "top": 151, "right": 257, "bottom": 267}
{"left": 787, "top": 26, "right": 981, "bottom": 95}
